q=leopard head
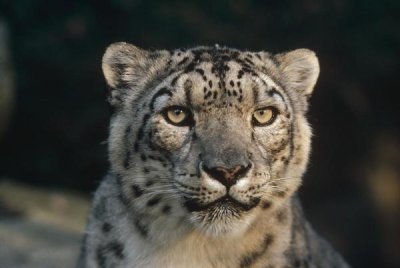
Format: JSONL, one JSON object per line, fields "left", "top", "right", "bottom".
{"left": 102, "top": 43, "right": 319, "bottom": 236}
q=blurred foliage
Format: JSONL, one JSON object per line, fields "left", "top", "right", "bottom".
{"left": 0, "top": 0, "right": 399, "bottom": 267}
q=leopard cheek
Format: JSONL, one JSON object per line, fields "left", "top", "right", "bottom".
{"left": 254, "top": 120, "right": 290, "bottom": 152}
{"left": 151, "top": 119, "right": 190, "bottom": 151}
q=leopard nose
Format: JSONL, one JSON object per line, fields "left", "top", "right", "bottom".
{"left": 202, "top": 163, "right": 252, "bottom": 187}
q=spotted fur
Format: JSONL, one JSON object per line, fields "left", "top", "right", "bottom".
{"left": 78, "top": 43, "right": 350, "bottom": 267}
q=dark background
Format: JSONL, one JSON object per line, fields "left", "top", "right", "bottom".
{"left": 1, "top": 0, "right": 399, "bottom": 267}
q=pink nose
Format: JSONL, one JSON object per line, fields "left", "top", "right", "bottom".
{"left": 202, "top": 164, "right": 252, "bottom": 187}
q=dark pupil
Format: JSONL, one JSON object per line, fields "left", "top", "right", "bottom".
{"left": 174, "top": 109, "right": 182, "bottom": 116}
{"left": 259, "top": 111, "right": 265, "bottom": 115}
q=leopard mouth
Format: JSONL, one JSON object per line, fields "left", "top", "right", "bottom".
{"left": 184, "top": 195, "right": 260, "bottom": 212}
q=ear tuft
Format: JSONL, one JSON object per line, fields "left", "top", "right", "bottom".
{"left": 275, "top": 49, "right": 320, "bottom": 97}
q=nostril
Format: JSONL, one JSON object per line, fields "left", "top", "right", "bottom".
{"left": 235, "top": 163, "right": 252, "bottom": 180}
{"left": 202, "top": 164, "right": 225, "bottom": 182}
{"left": 202, "top": 163, "right": 252, "bottom": 187}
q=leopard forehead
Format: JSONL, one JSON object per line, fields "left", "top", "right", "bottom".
{"left": 152, "top": 59, "right": 284, "bottom": 113}
{"left": 161, "top": 47, "right": 281, "bottom": 103}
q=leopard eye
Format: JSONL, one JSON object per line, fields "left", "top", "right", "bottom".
{"left": 252, "top": 107, "right": 278, "bottom": 126}
{"left": 163, "top": 106, "right": 194, "bottom": 127}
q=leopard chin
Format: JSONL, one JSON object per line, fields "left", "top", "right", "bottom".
{"left": 185, "top": 197, "right": 260, "bottom": 236}
{"left": 184, "top": 195, "right": 260, "bottom": 213}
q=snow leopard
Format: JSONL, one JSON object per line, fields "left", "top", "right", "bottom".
{"left": 78, "top": 42, "right": 350, "bottom": 268}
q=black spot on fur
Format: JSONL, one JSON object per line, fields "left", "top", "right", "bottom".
{"left": 150, "top": 87, "right": 173, "bottom": 111}
{"left": 240, "top": 234, "right": 274, "bottom": 267}
{"left": 204, "top": 91, "right": 212, "bottom": 99}
{"left": 145, "top": 180, "right": 154, "bottom": 187}
{"left": 237, "top": 69, "right": 244, "bottom": 79}
{"left": 124, "top": 150, "right": 131, "bottom": 169}
{"left": 162, "top": 205, "right": 171, "bottom": 214}
{"left": 102, "top": 222, "right": 112, "bottom": 233}
{"left": 147, "top": 196, "right": 161, "bottom": 207}
{"left": 195, "top": 68, "right": 204, "bottom": 76}
{"left": 269, "top": 87, "right": 286, "bottom": 103}
{"left": 287, "top": 123, "right": 295, "bottom": 164}
{"left": 96, "top": 241, "right": 125, "bottom": 263}
{"left": 261, "top": 200, "right": 272, "bottom": 210}
{"left": 165, "top": 59, "right": 173, "bottom": 69}
{"left": 177, "top": 56, "right": 189, "bottom": 66}
{"left": 133, "top": 142, "right": 139, "bottom": 152}
{"left": 96, "top": 246, "right": 107, "bottom": 268}
{"left": 252, "top": 85, "right": 259, "bottom": 103}
{"left": 123, "top": 126, "right": 132, "bottom": 168}
{"left": 131, "top": 185, "right": 144, "bottom": 197}
{"left": 276, "top": 209, "right": 288, "bottom": 223}
{"left": 118, "top": 193, "right": 129, "bottom": 207}
{"left": 274, "top": 190, "right": 286, "bottom": 198}
{"left": 137, "top": 114, "right": 150, "bottom": 141}
{"left": 192, "top": 130, "right": 198, "bottom": 140}
{"left": 231, "top": 51, "right": 240, "bottom": 58}
{"left": 244, "top": 58, "right": 254, "bottom": 65}
{"left": 134, "top": 218, "right": 148, "bottom": 237}
{"left": 171, "top": 76, "right": 179, "bottom": 87}
{"left": 184, "top": 62, "right": 196, "bottom": 73}
{"left": 184, "top": 80, "right": 193, "bottom": 106}
{"left": 108, "top": 241, "right": 124, "bottom": 259}
{"left": 213, "top": 91, "right": 218, "bottom": 99}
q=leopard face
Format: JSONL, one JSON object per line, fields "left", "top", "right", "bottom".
{"left": 102, "top": 43, "right": 319, "bottom": 236}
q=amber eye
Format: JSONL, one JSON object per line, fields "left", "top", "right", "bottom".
{"left": 252, "top": 107, "right": 278, "bottom": 126}
{"left": 164, "top": 106, "right": 194, "bottom": 126}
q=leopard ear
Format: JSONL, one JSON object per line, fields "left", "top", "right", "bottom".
{"left": 275, "top": 49, "right": 319, "bottom": 99}
{"left": 102, "top": 42, "right": 168, "bottom": 107}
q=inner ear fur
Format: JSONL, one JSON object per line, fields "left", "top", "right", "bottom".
{"left": 275, "top": 49, "right": 320, "bottom": 98}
